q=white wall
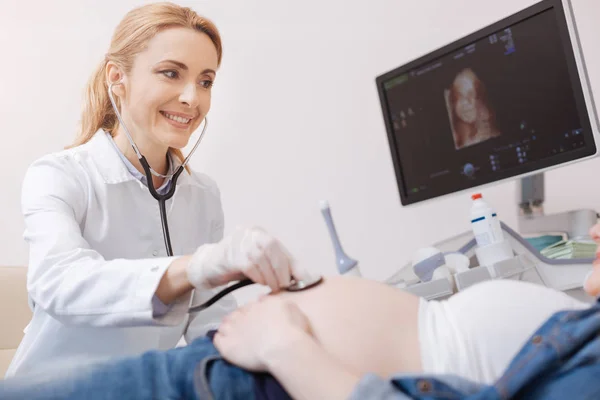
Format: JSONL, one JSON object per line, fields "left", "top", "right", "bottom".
{"left": 1, "top": 0, "right": 600, "bottom": 303}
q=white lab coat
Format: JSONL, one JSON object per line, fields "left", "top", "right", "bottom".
{"left": 6, "top": 130, "right": 236, "bottom": 377}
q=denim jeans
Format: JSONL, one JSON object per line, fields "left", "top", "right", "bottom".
{"left": 0, "top": 336, "right": 261, "bottom": 400}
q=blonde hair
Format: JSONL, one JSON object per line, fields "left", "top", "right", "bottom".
{"left": 68, "top": 2, "right": 222, "bottom": 167}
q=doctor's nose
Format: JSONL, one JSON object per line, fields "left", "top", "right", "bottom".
{"left": 179, "top": 82, "right": 200, "bottom": 109}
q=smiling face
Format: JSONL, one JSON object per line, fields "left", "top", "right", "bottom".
{"left": 453, "top": 74, "right": 478, "bottom": 124}
{"left": 109, "top": 26, "right": 218, "bottom": 151}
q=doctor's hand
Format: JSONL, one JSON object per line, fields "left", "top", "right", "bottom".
{"left": 214, "top": 295, "right": 313, "bottom": 372}
{"left": 186, "top": 227, "right": 310, "bottom": 292}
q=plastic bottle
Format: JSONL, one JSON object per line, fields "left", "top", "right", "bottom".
{"left": 470, "top": 193, "right": 504, "bottom": 247}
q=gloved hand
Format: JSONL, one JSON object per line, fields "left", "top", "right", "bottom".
{"left": 186, "top": 227, "right": 309, "bottom": 292}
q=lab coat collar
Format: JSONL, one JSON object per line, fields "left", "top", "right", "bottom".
{"left": 86, "top": 129, "right": 197, "bottom": 187}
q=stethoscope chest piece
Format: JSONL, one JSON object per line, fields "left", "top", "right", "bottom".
{"left": 285, "top": 276, "right": 324, "bottom": 292}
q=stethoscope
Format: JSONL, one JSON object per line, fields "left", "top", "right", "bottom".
{"left": 107, "top": 81, "right": 323, "bottom": 312}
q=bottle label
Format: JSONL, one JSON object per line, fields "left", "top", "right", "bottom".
{"left": 471, "top": 217, "right": 494, "bottom": 246}
{"left": 475, "top": 231, "right": 492, "bottom": 246}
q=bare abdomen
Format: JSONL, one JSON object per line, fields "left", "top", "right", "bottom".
{"left": 277, "top": 276, "right": 422, "bottom": 377}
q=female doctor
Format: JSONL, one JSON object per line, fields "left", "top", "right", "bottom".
{"left": 6, "top": 3, "right": 307, "bottom": 377}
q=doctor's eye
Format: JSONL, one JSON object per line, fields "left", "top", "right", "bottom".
{"left": 160, "top": 70, "right": 179, "bottom": 79}
{"left": 199, "top": 80, "right": 214, "bottom": 89}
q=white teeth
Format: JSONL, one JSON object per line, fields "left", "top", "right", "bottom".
{"left": 163, "top": 112, "right": 191, "bottom": 124}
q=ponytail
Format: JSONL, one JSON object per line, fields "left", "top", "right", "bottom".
{"left": 67, "top": 59, "right": 117, "bottom": 148}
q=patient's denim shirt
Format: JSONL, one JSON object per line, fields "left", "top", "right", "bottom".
{"left": 350, "top": 300, "right": 600, "bottom": 400}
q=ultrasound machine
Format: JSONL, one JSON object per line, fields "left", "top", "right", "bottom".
{"left": 374, "top": 0, "right": 600, "bottom": 302}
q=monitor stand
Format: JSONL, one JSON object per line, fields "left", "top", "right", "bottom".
{"left": 518, "top": 173, "right": 598, "bottom": 240}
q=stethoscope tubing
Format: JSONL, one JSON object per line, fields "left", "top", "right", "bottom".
{"left": 107, "top": 82, "right": 322, "bottom": 313}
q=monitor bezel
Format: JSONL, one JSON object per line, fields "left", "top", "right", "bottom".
{"left": 375, "top": 0, "right": 600, "bottom": 207}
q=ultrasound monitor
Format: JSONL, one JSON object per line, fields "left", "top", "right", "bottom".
{"left": 376, "top": 0, "right": 600, "bottom": 206}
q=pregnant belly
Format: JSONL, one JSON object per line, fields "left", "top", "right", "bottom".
{"left": 277, "top": 275, "right": 422, "bottom": 377}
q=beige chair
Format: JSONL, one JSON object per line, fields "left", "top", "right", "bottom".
{"left": 0, "top": 266, "right": 31, "bottom": 377}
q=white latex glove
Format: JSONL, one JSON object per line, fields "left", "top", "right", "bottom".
{"left": 187, "top": 227, "right": 310, "bottom": 292}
